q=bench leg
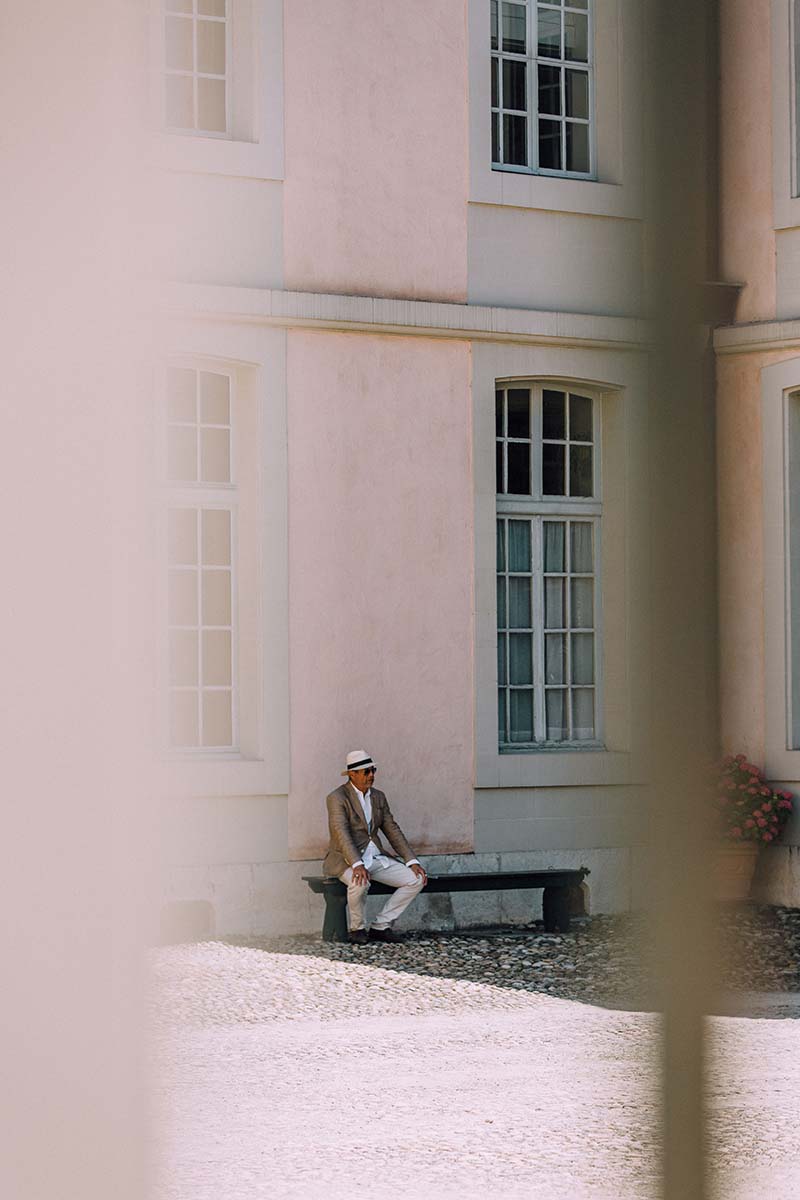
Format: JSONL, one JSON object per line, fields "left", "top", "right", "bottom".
{"left": 322, "top": 891, "right": 348, "bottom": 943}
{"left": 542, "top": 886, "right": 571, "bottom": 934}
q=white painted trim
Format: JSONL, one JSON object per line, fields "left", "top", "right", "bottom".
{"left": 761, "top": 357, "right": 800, "bottom": 778}
{"left": 161, "top": 283, "right": 651, "bottom": 350}
{"left": 714, "top": 318, "right": 800, "bottom": 354}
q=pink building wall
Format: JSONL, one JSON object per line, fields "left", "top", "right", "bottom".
{"left": 283, "top": 0, "right": 469, "bottom": 302}
{"left": 719, "top": 0, "right": 776, "bottom": 321}
{"left": 287, "top": 330, "right": 474, "bottom": 860}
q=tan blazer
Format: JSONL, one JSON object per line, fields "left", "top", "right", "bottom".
{"left": 322, "top": 783, "right": 415, "bottom": 878}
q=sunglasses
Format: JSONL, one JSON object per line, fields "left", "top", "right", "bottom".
{"left": 355, "top": 766, "right": 377, "bottom": 775}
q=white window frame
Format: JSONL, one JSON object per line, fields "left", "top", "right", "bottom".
{"left": 163, "top": 1, "right": 232, "bottom": 140}
{"left": 163, "top": 363, "right": 239, "bottom": 754}
{"left": 155, "top": 325, "right": 289, "bottom": 801}
{"left": 470, "top": 0, "right": 643, "bottom": 220}
{"left": 762, "top": 358, "right": 800, "bottom": 776}
{"left": 151, "top": 0, "right": 284, "bottom": 182}
{"left": 491, "top": 0, "right": 594, "bottom": 179}
{"left": 495, "top": 382, "right": 603, "bottom": 749}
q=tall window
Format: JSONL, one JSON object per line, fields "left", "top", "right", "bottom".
{"left": 166, "top": 366, "right": 236, "bottom": 750}
{"left": 491, "top": 0, "right": 592, "bottom": 176}
{"left": 496, "top": 384, "right": 600, "bottom": 747}
{"left": 164, "top": 0, "right": 228, "bottom": 136}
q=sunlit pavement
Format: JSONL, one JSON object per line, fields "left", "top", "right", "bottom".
{"left": 149, "top": 943, "right": 800, "bottom": 1199}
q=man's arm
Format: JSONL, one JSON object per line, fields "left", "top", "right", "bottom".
{"left": 377, "top": 796, "right": 425, "bottom": 872}
{"left": 326, "top": 792, "right": 363, "bottom": 869}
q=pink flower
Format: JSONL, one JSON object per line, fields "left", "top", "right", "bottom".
{"left": 762, "top": 803, "right": 772, "bottom": 812}
{"left": 731, "top": 827, "right": 742, "bottom": 838}
{"left": 744, "top": 819, "right": 755, "bottom": 828}
{"left": 764, "top": 833, "right": 773, "bottom": 842}
{"left": 780, "top": 790, "right": 793, "bottom": 800}
{"left": 757, "top": 818, "right": 767, "bottom": 827}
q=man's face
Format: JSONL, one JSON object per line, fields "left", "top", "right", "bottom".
{"left": 348, "top": 766, "right": 376, "bottom": 793}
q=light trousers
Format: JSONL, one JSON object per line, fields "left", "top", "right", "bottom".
{"left": 340, "top": 859, "right": 425, "bottom": 932}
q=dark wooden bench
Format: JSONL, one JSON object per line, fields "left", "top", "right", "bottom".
{"left": 302, "top": 867, "right": 590, "bottom": 941}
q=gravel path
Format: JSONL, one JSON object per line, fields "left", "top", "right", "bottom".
{"left": 148, "top": 906, "right": 800, "bottom": 1199}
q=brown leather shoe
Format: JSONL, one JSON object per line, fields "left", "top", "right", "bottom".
{"left": 347, "top": 929, "right": 369, "bottom": 945}
{"left": 369, "top": 927, "right": 403, "bottom": 943}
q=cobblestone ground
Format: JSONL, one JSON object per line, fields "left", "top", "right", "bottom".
{"left": 149, "top": 909, "right": 800, "bottom": 1200}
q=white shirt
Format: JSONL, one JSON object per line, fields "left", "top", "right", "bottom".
{"left": 350, "top": 784, "right": 419, "bottom": 872}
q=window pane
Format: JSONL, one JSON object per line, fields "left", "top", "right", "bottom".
{"left": 202, "top": 629, "right": 232, "bottom": 686}
{"left": 502, "top": 59, "right": 527, "bottom": 112}
{"left": 507, "top": 441, "right": 531, "bottom": 493}
{"left": 509, "top": 577, "right": 532, "bottom": 628}
{"left": 538, "top": 119, "right": 562, "bottom": 170}
{"left": 202, "top": 690, "right": 233, "bottom": 747}
{"left": 170, "top": 629, "right": 198, "bottom": 686}
{"left": 169, "top": 508, "right": 197, "bottom": 565}
{"left": 538, "top": 7, "right": 561, "bottom": 57}
{"left": 509, "top": 689, "right": 533, "bottom": 742}
{"left": 167, "top": 367, "right": 196, "bottom": 422}
{"left": 496, "top": 391, "right": 504, "bottom": 436}
{"left": 200, "top": 372, "right": 230, "bottom": 424}
{"left": 202, "top": 569, "right": 231, "bottom": 626}
{"left": 197, "top": 18, "right": 226, "bottom": 74}
{"left": 199, "top": 0, "right": 226, "bottom": 15}
{"left": 508, "top": 519, "right": 531, "bottom": 571}
{"left": 569, "top": 392, "right": 592, "bottom": 441}
{"left": 546, "top": 689, "right": 567, "bottom": 741}
{"left": 165, "top": 74, "right": 194, "bottom": 129}
{"left": 201, "top": 509, "right": 231, "bottom": 566}
{"left": 569, "top": 443, "right": 593, "bottom": 496}
{"left": 571, "top": 633, "right": 594, "bottom": 684}
{"left": 492, "top": 111, "right": 500, "bottom": 162}
{"left": 566, "top": 121, "right": 590, "bottom": 173}
{"left": 498, "top": 688, "right": 507, "bottom": 741}
{"left": 497, "top": 519, "right": 506, "bottom": 571}
{"left": 492, "top": 56, "right": 499, "bottom": 108}
{"left": 564, "top": 11, "right": 588, "bottom": 62}
{"left": 538, "top": 64, "right": 561, "bottom": 116}
{"left": 545, "top": 578, "right": 565, "bottom": 628}
{"left": 167, "top": 426, "right": 197, "bottom": 481}
{"left": 545, "top": 633, "right": 566, "bottom": 683}
{"left": 572, "top": 689, "right": 595, "bottom": 740}
{"left": 503, "top": 3, "right": 527, "bottom": 53}
{"left": 497, "top": 576, "right": 507, "bottom": 629}
{"left": 543, "top": 441, "right": 565, "bottom": 494}
{"left": 570, "top": 522, "right": 593, "bottom": 572}
{"left": 496, "top": 440, "right": 504, "bottom": 491}
{"left": 503, "top": 113, "right": 528, "bottom": 166}
{"left": 565, "top": 69, "right": 589, "bottom": 119}
{"left": 543, "top": 389, "right": 566, "bottom": 439}
{"left": 491, "top": 0, "right": 498, "bottom": 50}
{"left": 170, "top": 690, "right": 199, "bottom": 747}
{"left": 570, "top": 578, "right": 593, "bottom": 628}
{"left": 165, "top": 15, "right": 193, "bottom": 71}
{"left": 169, "top": 569, "right": 198, "bottom": 626}
{"left": 543, "top": 521, "right": 565, "bottom": 572}
{"left": 200, "top": 427, "right": 231, "bottom": 483}
{"left": 569, "top": 0, "right": 589, "bottom": 9}
{"left": 197, "top": 77, "right": 226, "bottom": 132}
{"left": 507, "top": 388, "right": 530, "bottom": 437}
{"left": 509, "top": 634, "right": 533, "bottom": 684}
{"left": 498, "top": 633, "right": 507, "bottom": 685}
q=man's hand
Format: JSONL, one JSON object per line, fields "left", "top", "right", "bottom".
{"left": 351, "top": 865, "right": 369, "bottom": 887}
{"left": 410, "top": 863, "right": 427, "bottom": 886}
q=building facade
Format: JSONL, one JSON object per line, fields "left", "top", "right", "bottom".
{"left": 155, "top": 0, "right": 800, "bottom": 938}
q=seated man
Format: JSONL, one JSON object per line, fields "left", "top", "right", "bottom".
{"left": 324, "top": 749, "right": 427, "bottom": 944}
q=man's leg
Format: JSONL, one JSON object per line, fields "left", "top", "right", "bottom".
{"left": 339, "top": 867, "right": 370, "bottom": 932}
{"left": 367, "top": 860, "right": 424, "bottom": 931}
